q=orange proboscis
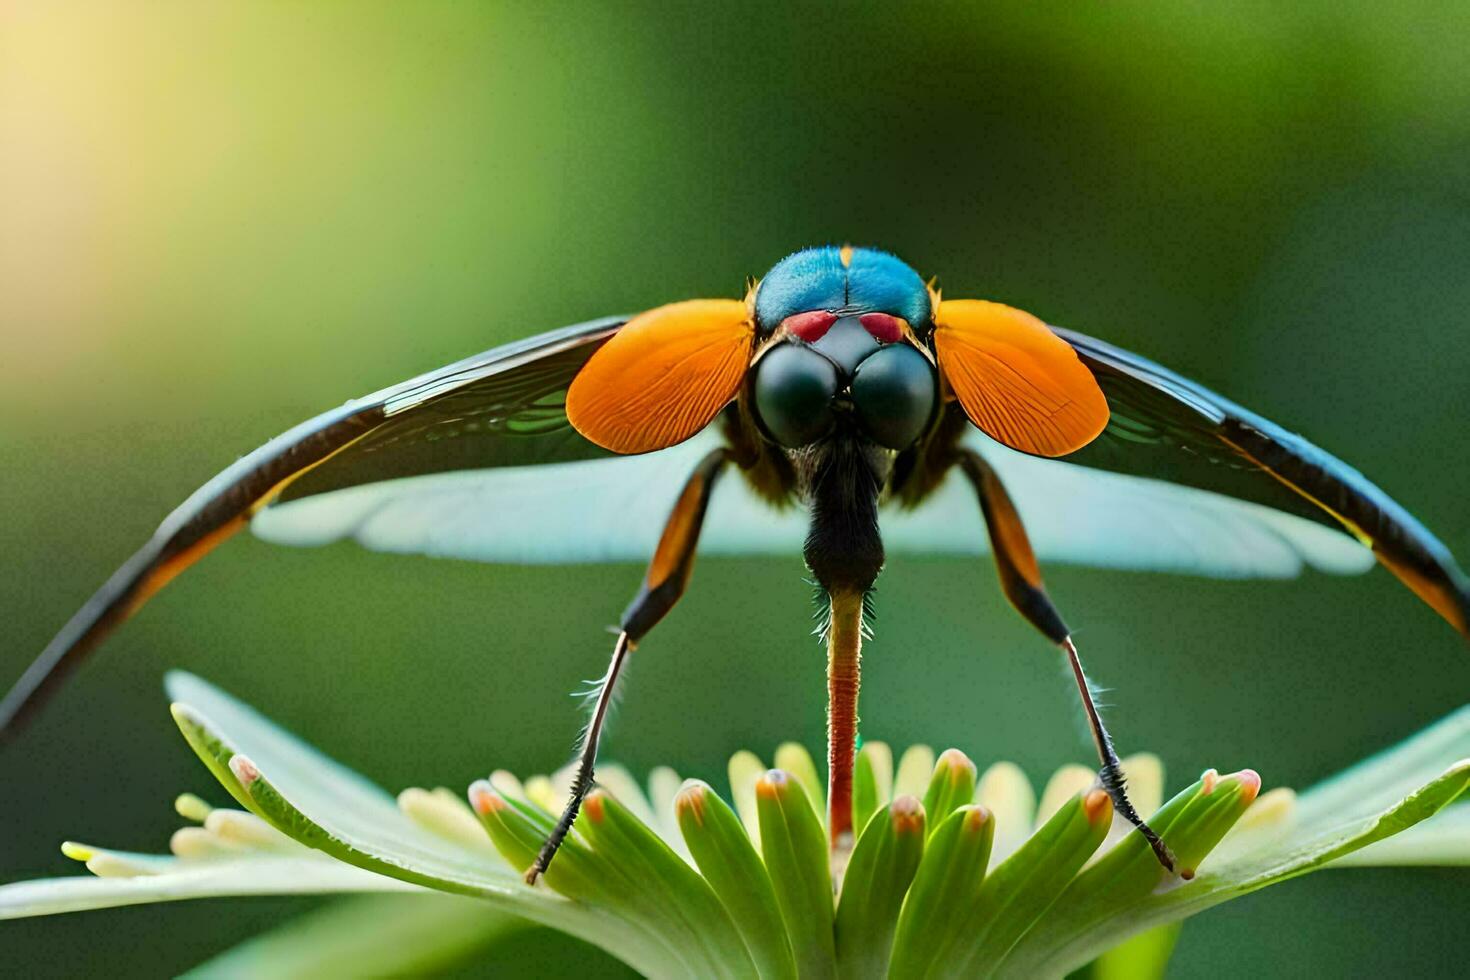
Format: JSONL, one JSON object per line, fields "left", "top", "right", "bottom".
{"left": 826, "top": 590, "right": 865, "bottom": 845}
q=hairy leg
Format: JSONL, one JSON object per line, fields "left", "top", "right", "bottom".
{"left": 525, "top": 447, "right": 731, "bottom": 883}
{"left": 958, "top": 451, "right": 1177, "bottom": 873}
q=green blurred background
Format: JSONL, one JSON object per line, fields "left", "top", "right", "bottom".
{"left": 3, "top": 3, "right": 1468, "bottom": 976}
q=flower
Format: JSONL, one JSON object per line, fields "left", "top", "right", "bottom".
{"left": 2, "top": 672, "right": 1467, "bottom": 978}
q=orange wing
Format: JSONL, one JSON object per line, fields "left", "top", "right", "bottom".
{"left": 567, "top": 299, "right": 755, "bottom": 454}
{"left": 933, "top": 299, "right": 1109, "bottom": 457}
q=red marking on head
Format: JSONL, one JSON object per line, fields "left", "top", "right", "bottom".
{"left": 859, "top": 312, "right": 904, "bottom": 343}
{"left": 782, "top": 310, "right": 837, "bottom": 341}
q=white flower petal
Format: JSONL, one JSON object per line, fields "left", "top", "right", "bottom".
{"left": 0, "top": 857, "right": 414, "bottom": 919}
{"left": 893, "top": 744, "right": 936, "bottom": 801}
{"left": 595, "top": 763, "right": 659, "bottom": 828}
{"left": 182, "top": 894, "right": 523, "bottom": 979}
{"left": 397, "top": 788, "right": 498, "bottom": 854}
{"left": 1036, "top": 764, "right": 1096, "bottom": 828}
{"left": 646, "top": 766, "right": 692, "bottom": 861}
{"left": 1329, "top": 803, "right": 1470, "bottom": 867}
{"left": 727, "top": 749, "right": 766, "bottom": 849}
{"left": 977, "top": 761, "right": 1037, "bottom": 862}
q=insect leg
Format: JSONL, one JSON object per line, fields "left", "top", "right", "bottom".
{"left": 957, "top": 450, "right": 1178, "bottom": 874}
{"left": 525, "top": 446, "right": 731, "bottom": 884}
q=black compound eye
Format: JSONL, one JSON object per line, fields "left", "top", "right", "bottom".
{"left": 851, "top": 344, "right": 938, "bottom": 450}
{"left": 752, "top": 343, "right": 839, "bottom": 448}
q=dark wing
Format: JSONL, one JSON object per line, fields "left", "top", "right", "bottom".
{"left": 0, "top": 317, "right": 625, "bottom": 738}
{"left": 1054, "top": 326, "right": 1470, "bottom": 636}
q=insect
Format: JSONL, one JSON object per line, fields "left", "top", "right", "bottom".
{"left": 3, "top": 245, "right": 1466, "bottom": 882}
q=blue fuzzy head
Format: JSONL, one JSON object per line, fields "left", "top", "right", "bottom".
{"left": 753, "top": 246, "right": 930, "bottom": 333}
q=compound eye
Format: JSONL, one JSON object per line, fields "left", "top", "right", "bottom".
{"left": 752, "top": 343, "right": 839, "bottom": 448}
{"left": 851, "top": 344, "right": 937, "bottom": 449}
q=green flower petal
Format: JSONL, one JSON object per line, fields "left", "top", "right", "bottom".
{"left": 469, "top": 782, "right": 609, "bottom": 902}
{"left": 774, "top": 742, "right": 826, "bottom": 820}
{"left": 852, "top": 741, "right": 893, "bottom": 835}
{"left": 7, "top": 674, "right": 1465, "bottom": 980}
{"left": 956, "top": 789, "right": 1113, "bottom": 973}
{"left": 833, "top": 795, "right": 925, "bottom": 979}
{"left": 888, "top": 804, "right": 995, "bottom": 978}
{"left": 166, "top": 672, "right": 691, "bottom": 977}
{"left": 676, "top": 780, "right": 798, "bottom": 980}
{"left": 998, "top": 706, "right": 1470, "bottom": 978}
{"left": 756, "top": 769, "right": 836, "bottom": 979}
{"left": 468, "top": 782, "right": 702, "bottom": 970}
{"left": 998, "top": 770, "right": 1259, "bottom": 976}
{"left": 921, "top": 748, "right": 978, "bottom": 834}
{"left": 576, "top": 789, "right": 755, "bottom": 978}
